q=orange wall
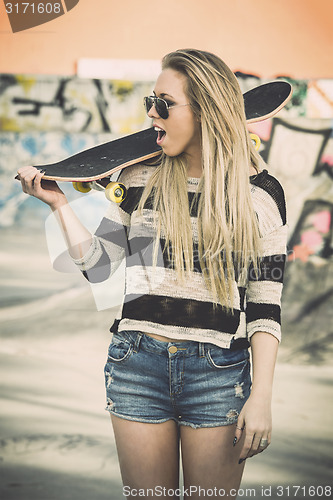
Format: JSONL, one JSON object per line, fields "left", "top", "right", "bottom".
{"left": 0, "top": 0, "right": 332, "bottom": 78}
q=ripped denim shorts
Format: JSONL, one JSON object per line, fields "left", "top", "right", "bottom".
{"left": 104, "top": 330, "right": 251, "bottom": 428}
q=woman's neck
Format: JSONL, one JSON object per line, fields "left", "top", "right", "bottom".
{"left": 186, "top": 154, "right": 203, "bottom": 178}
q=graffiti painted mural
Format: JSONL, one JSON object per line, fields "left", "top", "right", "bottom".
{"left": 246, "top": 79, "right": 333, "bottom": 360}
{"left": 0, "top": 74, "right": 153, "bottom": 134}
{"left": 0, "top": 73, "right": 154, "bottom": 226}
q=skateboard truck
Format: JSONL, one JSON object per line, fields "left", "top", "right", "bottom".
{"left": 72, "top": 180, "right": 127, "bottom": 203}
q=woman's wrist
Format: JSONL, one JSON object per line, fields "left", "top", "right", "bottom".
{"left": 250, "top": 385, "right": 273, "bottom": 400}
{"left": 49, "top": 195, "right": 68, "bottom": 212}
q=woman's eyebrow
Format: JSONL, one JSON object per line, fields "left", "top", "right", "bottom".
{"left": 153, "top": 90, "right": 175, "bottom": 99}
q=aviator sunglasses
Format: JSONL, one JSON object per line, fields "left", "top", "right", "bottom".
{"left": 143, "top": 96, "right": 190, "bottom": 119}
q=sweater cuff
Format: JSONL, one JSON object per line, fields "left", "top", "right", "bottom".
{"left": 247, "top": 319, "right": 282, "bottom": 343}
{"left": 71, "top": 236, "right": 103, "bottom": 271}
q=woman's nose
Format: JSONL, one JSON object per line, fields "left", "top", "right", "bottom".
{"left": 147, "top": 103, "right": 158, "bottom": 119}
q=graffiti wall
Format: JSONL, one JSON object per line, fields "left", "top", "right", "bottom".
{"left": 0, "top": 74, "right": 154, "bottom": 226}
{"left": 1, "top": 72, "right": 333, "bottom": 360}
{"left": 238, "top": 74, "right": 333, "bottom": 361}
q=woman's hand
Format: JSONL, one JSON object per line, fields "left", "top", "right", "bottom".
{"left": 17, "top": 166, "right": 67, "bottom": 210}
{"left": 234, "top": 391, "right": 272, "bottom": 463}
{"left": 17, "top": 166, "right": 93, "bottom": 259}
{"left": 233, "top": 331, "right": 279, "bottom": 464}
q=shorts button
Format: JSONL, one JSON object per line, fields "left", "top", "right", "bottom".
{"left": 168, "top": 345, "right": 178, "bottom": 354}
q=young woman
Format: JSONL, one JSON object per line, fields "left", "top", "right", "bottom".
{"left": 18, "top": 49, "right": 287, "bottom": 499}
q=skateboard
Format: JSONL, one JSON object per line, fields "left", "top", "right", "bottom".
{"left": 19, "top": 81, "right": 292, "bottom": 203}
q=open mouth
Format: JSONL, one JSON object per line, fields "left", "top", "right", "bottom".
{"left": 154, "top": 126, "right": 166, "bottom": 145}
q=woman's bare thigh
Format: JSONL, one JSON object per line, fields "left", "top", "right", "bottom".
{"left": 111, "top": 415, "right": 180, "bottom": 498}
{"left": 180, "top": 422, "right": 246, "bottom": 498}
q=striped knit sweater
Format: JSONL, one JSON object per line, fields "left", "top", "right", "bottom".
{"left": 73, "top": 164, "right": 288, "bottom": 349}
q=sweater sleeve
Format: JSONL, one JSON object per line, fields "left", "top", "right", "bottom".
{"left": 246, "top": 172, "right": 288, "bottom": 342}
{"left": 72, "top": 173, "right": 132, "bottom": 283}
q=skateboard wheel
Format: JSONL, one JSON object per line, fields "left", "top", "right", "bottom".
{"left": 72, "top": 181, "right": 92, "bottom": 193}
{"left": 105, "top": 182, "right": 127, "bottom": 203}
{"left": 250, "top": 133, "right": 261, "bottom": 151}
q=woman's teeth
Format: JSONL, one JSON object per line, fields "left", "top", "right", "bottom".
{"left": 155, "top": 126, "right": 166, "bottom": 144}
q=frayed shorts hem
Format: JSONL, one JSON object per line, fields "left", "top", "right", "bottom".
{"left": 105, "top": 408, "right": 238, "bottom": 429}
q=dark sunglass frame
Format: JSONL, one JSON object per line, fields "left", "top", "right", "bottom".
{"left": 143, "top": 96, "right": 171, "bottom": 119}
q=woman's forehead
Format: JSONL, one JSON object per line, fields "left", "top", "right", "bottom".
{"left": 153, "top": 68, "right": 187, "bottom": 98}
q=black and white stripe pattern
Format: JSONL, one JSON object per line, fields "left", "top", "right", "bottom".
{"left": 73, "top": 164, "right": 288, "bottom": 348}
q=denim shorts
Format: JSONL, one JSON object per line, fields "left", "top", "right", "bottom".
{"left": 104, "top": 330, "right": 251, "bottom": 428}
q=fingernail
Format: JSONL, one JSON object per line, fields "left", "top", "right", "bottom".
{"left": 238, "top": 458, "right": 246, "bottom": 464}
{"left": 233, "top": 437, "right": 237, "bottom": 446}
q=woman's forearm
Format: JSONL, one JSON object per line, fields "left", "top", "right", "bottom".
{"left": 250, "top": 332, "right": 279, "bottom": 398}
{"left": 51, "top": 200, "right": 93, "bottom": 260}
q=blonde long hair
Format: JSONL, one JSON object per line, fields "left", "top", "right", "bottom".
{"left": 139, "top": 49, "right": 262, "bottom": 311}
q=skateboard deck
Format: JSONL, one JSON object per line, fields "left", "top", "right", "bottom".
{"left": 16, "top": 81, "right": 292, "bottom": 202}
{"left": 32, "top": 81, "right": 292, "bottom": 182}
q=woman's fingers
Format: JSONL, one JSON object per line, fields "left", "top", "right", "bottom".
{"left": 17, "top": 166, "right": 66, "bottom": 208}
{"left": 17, "top": 166, "right": 38, "bottom": 178}
{"left": 18, "top": 167, "right": 42, "bottom": 195}
{"left": 238, "top": 430, "right": 271, "bottom": 463}
{"left": 18, "top": 166, "right": 46, "bottom": 194}
{"left": 239, "top": 430, "right": 255, "bottom": 462}
{"left": 250, "top": 433, "right": 270, "bottom": 455}
{"left": 18, "top": 166, "right": 38, "bottom": 181}
{"left": 17, "top": 166, "right": 31, "bottom": 176}
{"left": 253, "top": 432, "right": 271, "bottom": 455}
{"left": 233, "top": 416, "right": 245, "bottom": 446}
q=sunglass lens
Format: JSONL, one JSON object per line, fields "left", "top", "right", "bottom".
{"left": 144, "top": 97, "right": 153, "bottom": 114}
{"left": 144, "top": 97, "right": 169, "bottom": 119}
{"left": 155, "top": 98, "right": 168, "bottom": 119}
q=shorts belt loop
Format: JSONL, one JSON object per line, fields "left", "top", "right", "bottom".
{"left": 133, "top": 332, "right": 143, "bottom": 353}
{"left": 199, "top": 343, "right": 205, "bottom": 357}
